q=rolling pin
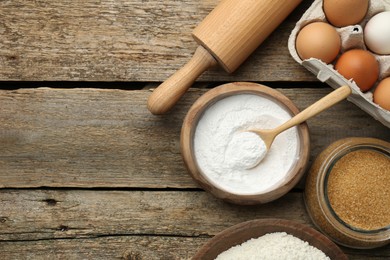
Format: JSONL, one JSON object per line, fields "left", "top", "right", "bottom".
{"left": 147, "top": 0, "right": 302, "bottom": 115}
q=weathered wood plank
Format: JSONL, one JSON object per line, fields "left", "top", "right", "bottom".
{"left": 0, "top": 0, "right": 315, "bottom": 82}
{"left": 0, "top": 190, "right": 309, "bottom": 241}
{"left": 0, "top": 236, "right": 208, "bottom": 260}
{"left": 0, "top": 88, "right": 389, "bottom": 188}
{"left": 0, "top": 190, "right": 389, "bottom": 259}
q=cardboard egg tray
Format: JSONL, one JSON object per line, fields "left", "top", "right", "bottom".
{"left": 288, "top": 0, "right": 390, "bottom": 128}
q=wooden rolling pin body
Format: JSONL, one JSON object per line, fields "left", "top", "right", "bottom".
{"left": 148, "top": 0, "right": 302, "bottom": 115}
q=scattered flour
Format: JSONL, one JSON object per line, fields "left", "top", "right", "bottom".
{"left": 215, "top": 232, "right": 330, "bottom": 260}
{"left": 194, "top": 94, "right": 300, "bottom": 195}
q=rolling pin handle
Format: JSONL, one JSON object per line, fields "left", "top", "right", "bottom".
{"left": 147, "top": 45, "right": 217, "bottom": 115}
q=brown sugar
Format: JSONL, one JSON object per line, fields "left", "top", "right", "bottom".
{"left": 326, "top": 149, "right": 390, "bottom": 231}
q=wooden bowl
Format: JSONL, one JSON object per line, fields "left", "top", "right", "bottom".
{"left": 180, "top": 82, "right": 310, "bottom": 205}
{"left": 193, "top": 218, "right": 348, "bottom": 260}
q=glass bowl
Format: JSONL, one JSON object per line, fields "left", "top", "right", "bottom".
{"left": 305, "top": 137, "right": 390, "bottom": 248}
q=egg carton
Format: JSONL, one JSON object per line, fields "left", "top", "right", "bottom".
{"left": 288, "top": 0, "right": 390, "bottom": 128}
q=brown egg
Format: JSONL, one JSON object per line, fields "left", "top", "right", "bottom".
{"left": 295, "top": 22, "right": 341, "bottom": 63}
{"left": 335, "top": 49, "right": 379, "bottom": 92}
{"left": 323, "top": 0, "right": 369, "bottom": 27}
{"left": 374, "top": 77, "right": 390, "bottom": 111}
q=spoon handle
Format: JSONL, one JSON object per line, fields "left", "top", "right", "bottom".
{"left": 275, "top": 85, "right": 352, "bottom": 134}
{"left": 147, "top": 45, "right": 217, "bottom": 115}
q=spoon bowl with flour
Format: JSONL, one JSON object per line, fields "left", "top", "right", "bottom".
{"left": 242, "top": 85, "right": 351, "bottom": 168}
{"left": 224, "top": 131, "right": 267, "bottom": 169}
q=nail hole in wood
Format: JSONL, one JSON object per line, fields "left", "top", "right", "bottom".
{"left": 59, "top": 225, "right": 69, "bottom": 232}
{"left": 43, "top": 199, "right": 57, "bottom": 206}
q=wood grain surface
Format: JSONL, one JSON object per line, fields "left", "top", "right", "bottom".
{"left": 0, "top": 189, "right": 389, "bottom": 259}
{"left": 0, "top": 88, "right": 389, "bottom": 189}
{"left": 1, "top": 87, "right": 389, "bottom": 258}
{"left": 0, "top": 236, "right": 208, "bottom": 260}
{"left": 1, "top": 0, "right": 390, "bottom": 259}
{"left": 0, "top": 190, "right": 309, "bottom": 241}
{"left": 0, "top": 0, "right": 315, "bottom": 82}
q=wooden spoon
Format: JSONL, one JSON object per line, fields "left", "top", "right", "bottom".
{"left": 249, "top": 85, "right": 352, "bottom": 152}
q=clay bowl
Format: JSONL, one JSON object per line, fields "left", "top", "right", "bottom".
{"left": 193, "top": 218, "right": 348, "bottom": 260}
{"left": 180, "top": 82, "right": 310, "bottom": 205}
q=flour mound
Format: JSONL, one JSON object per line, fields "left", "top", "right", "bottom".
{"left": 224, "top": 131, "right": 267, "bottom": 169}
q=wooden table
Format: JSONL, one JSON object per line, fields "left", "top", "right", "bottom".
{"left": 0, "top": 1, "right": 389, "bottom": 259}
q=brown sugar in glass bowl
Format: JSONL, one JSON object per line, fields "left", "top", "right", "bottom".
{"left": 181, "top": 82, "right": 310, "bottom": 205}
{"left": 305, "top": 137, "right": 390, "bottom": 249}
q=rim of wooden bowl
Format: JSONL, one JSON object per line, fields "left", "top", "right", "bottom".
{"left": 192, "top": 218, "right": 348, "bottom": 260}
{"left": 180, "top": 82, "right": 310, "bottom": 205}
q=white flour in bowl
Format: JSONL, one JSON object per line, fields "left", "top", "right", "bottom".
{"left": 215, "top": 232, "right": 330, "bottom": 260}
{"left": 194, "top": 94, "right": 300, "bottom": 195}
